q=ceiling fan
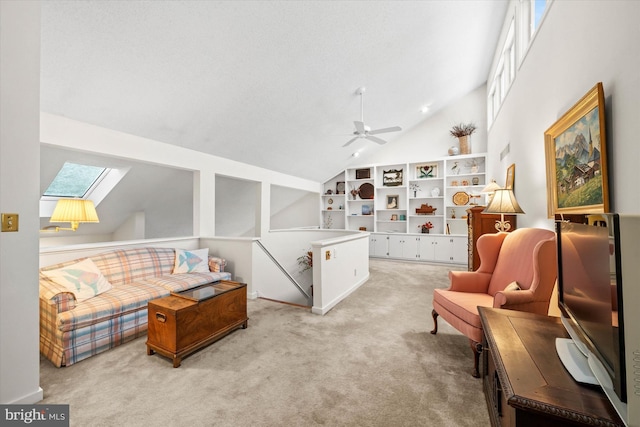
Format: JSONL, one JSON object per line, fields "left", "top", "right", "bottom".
{"left": 343, "top": 87, "right": 402, "bottom": 147}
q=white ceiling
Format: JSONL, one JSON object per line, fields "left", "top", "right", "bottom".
{"left": 40, "top": 0, "right": 508, "bottom": 183}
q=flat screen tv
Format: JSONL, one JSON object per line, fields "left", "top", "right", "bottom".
{"left": 556, "top": 214, "right": 640, "bottom": 427}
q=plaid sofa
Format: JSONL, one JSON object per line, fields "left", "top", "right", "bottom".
{"left": 39, "top": 247, "right": 230, "bottom": 367}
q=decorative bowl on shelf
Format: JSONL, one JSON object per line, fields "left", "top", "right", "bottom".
{"left": 358, "top": 183, "right": 374, "bottom": 199}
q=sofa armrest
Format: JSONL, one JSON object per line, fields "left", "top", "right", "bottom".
{"left": 39, "top": 275, "right": 77, "bottom": 313}
{"left": 448, "top": 271, "right": 492, "bottom": 293}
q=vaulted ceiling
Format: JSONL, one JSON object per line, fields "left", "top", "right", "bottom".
{"left": 40, "top": 1, "right": 508, "bottom": 183}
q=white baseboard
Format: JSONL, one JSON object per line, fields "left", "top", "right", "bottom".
{"left": 8, "top": 387, "right": 44, "bottom": 404}
{"left": 311, "top": 273, "right": 370, "bottom": 315}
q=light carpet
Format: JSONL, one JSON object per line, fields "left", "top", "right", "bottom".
{"left": 40, "top": 259, "right": 490, "bottom": 427}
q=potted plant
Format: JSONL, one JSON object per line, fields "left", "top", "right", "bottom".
{"left": 409, "top": 183, "right": 421, "bottom": 197}
{"left": 419, "top": 221, "right": 434, "bottom": 234}
{"left": 450, "top": 123, "right": 476, "bottom": 155}
{"left": 350, "top": 186, "right": 360, "bottom": 200}
{"left": 297, "top": 249, "right": 313, "bottom": 273}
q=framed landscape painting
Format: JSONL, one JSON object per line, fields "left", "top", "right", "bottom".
{"left": 544, "top": 82, "right": 609, "bottom": 217}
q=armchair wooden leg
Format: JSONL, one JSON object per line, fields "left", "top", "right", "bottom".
{"left": 430, "top": 309, "right": 439, "bottom": 335}
{"left": 470, "top": 339, "right": 482, "bottom": 378}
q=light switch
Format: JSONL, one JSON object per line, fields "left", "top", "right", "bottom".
{"left": 1, "top": 213, "right": 19, "bottom": 232}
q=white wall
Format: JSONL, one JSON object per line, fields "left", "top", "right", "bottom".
{"left": 270, "top": 185, "right": 320, "bottom": 230}
{"left": 113, "top": 211, "right": 145, "bottom": 242}
{"left": 312, "top": 233, "right": 370, "bottom": 315}
{"left": 0, "top": 1, "right": 43, "bottom": 404}
{"left": 40, "top": 113, "right": 322, "bottom": 239}
{"left": 487, "top": 1, "right": 640, "bottom": 228}
{"left": 354, "top": 85, "right": 489, "bottom": 171}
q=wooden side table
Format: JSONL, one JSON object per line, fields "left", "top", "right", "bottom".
{"left": 146, "top": 280, "right": 248, "bottom": 367}
{"left": 479, "top": 307, "right": 624, "bottom": 427}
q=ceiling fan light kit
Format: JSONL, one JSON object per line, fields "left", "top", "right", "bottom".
{"left": 343, "top": 87, "right": 402, "bottom": 147}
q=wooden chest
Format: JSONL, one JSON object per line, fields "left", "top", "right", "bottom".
{"left": 146, "top": 280, "right": 248, "bottom": 367}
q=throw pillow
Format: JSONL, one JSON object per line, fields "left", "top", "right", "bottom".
{"left": 41, "top": 258, "right": 112, "bottom": 302}
{"left": 173, "top": 248, "right": 210, "bottom": 273}
{"left": 504, "top": 281, "right": 521, "bottom": 291}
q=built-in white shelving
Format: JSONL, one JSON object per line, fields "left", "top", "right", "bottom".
{"left": 321, "top": 153, "right": 488, "bottom": 265}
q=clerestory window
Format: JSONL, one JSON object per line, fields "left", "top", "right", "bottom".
{"left": 532, "top": 0, "right": 548, "bottom": 36}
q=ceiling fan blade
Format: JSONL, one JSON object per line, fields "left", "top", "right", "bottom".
{"left": 342, "top": 136, "right": 359, "bottom": 147}
{"left": 366, "top": 135, "right": 387, "bottom": 145}
{"left": 369, "top": 126, "right": 402, "bottom": 135}
{"left": 354, "top": 121, "right": 366, "bottom": 134}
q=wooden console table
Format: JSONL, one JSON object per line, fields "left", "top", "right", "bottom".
{"left": 479, "top": 307, "right": 624, "bottom": 427}
{"left": 147, "top": 280, "right": 248, "bottom": 367}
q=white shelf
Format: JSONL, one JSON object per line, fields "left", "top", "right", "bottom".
{"left": 324, "top": 153, "right": 487, "bottom": 264}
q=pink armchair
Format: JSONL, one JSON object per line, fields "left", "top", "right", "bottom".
{"left": 431, "top": 228, "right": 557, "bottom": 377}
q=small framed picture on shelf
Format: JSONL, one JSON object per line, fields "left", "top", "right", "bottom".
{"left": 386, "top": 195, "right": 399, "bottom": 209}
{"left": 336, "top": 181, "right": 345, "bottom": 194}
{"left": 416, "top": 163, "right": 437, "bottom": 179}
{"left": 361, "top": 205, "right": 371, "bottom": 215}
{"left": 355, "top": 168, "right": 371, "bottom": 179}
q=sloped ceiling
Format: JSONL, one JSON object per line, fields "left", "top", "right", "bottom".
{"left": 40, "top": 1, "right": 508, "bottom": 183}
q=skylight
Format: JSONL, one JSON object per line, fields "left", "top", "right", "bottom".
{"left": 40, "top": 161, "right": 130, "bottom": 219}
{"left": 43, "top": 162, "right": 107, "bottom": 198}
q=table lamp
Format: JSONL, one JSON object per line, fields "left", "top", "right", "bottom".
{"left": 482, "top": 188, "right": 524, "bottom": 232}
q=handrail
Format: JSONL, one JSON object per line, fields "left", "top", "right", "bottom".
{"left": 255, "top": 240, "right": 312, "bottom": 303}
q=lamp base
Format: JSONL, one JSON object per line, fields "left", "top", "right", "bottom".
{"left": 494, "top": 214, "right": 512, "bottom": 232}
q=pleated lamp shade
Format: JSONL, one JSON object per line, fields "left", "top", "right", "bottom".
{"left": 483, "top": 189, "right": 525, "bottom": 215}
{"left": 483, "top": 189, "right": 524, "bottom": 232}
{"left": 50, "top": 199, "right": 99, "bottom": 231}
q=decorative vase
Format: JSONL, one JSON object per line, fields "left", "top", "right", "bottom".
{"left": 413, "top": 191, "right": 417, "bottom": 197}
{"left": 458, "top": 135, "right": 471, "bottom": 154}
{"left": 431, "top": 188, "right": 440, "bottom": 197}
{"left": 421, "top": 226, "right": 430, "bottom": 234}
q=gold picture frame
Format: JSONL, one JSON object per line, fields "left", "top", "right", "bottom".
{"left": 505, "top": 163, "right": 515, "bottom": 190}
{"left": 544, "top": 82, "right": 609, "bottom": 217}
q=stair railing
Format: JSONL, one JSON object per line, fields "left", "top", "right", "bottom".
{"left": 255, "top": 240, "right": 312, "bottom": 305}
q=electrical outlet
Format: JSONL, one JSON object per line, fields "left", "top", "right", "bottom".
{"left": 1, "top": 213, "right": 19, "bottom": 232}
{"left": 325, "top": 250, "right": 331, "bottom": 260}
